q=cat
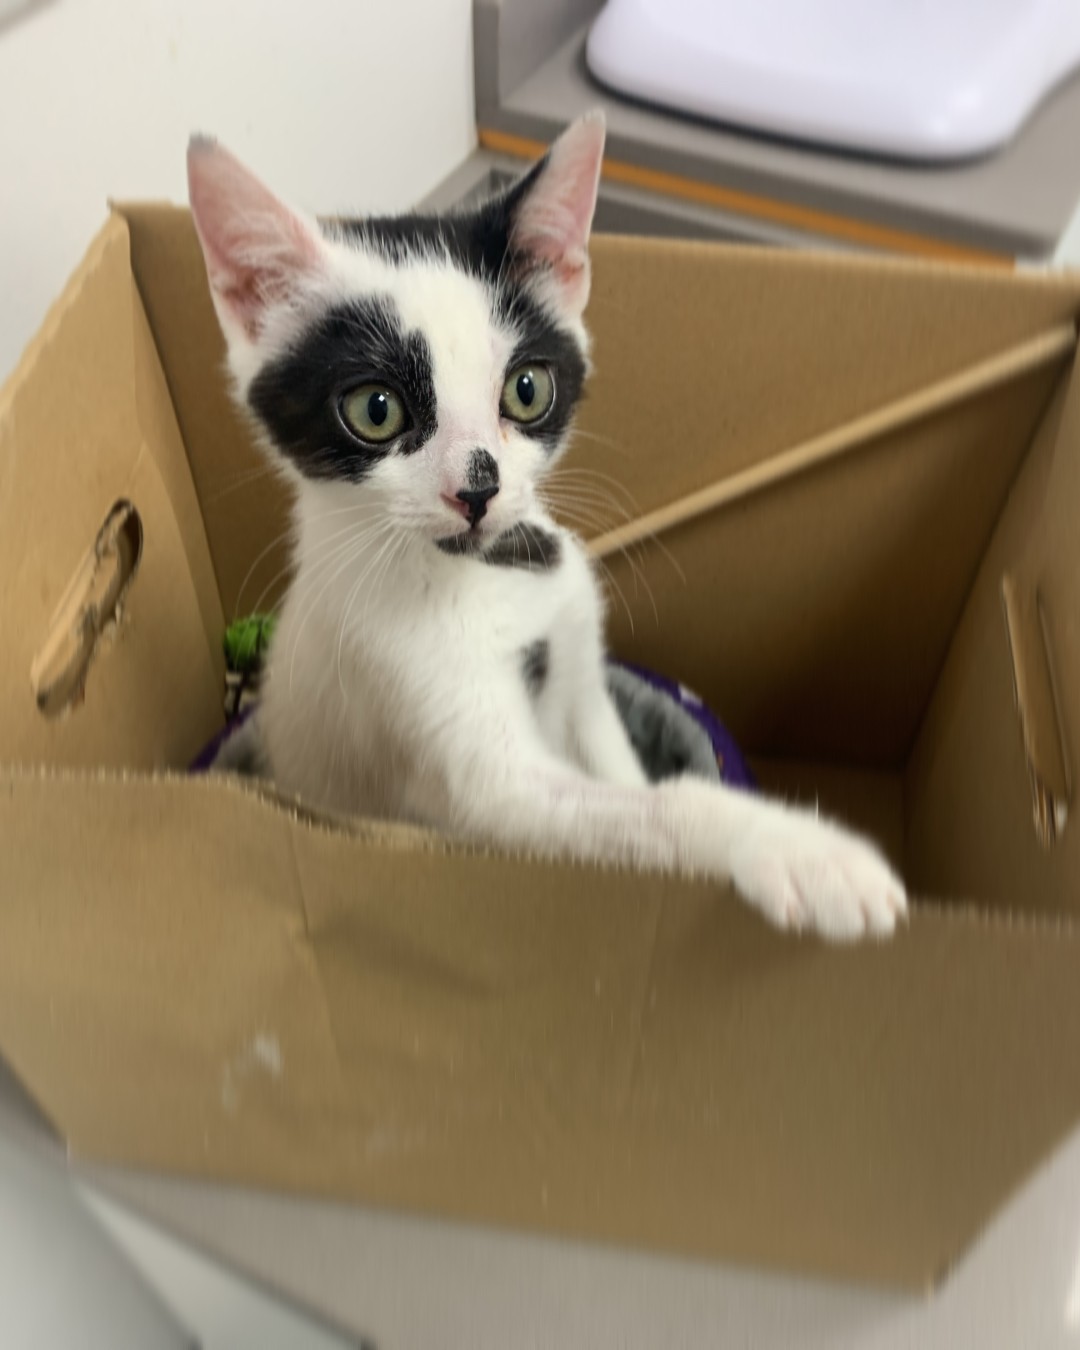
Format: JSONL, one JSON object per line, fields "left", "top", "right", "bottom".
{"left": 187, "top": 113, "right": 907, "bottom": 942}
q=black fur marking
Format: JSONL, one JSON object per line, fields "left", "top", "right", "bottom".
{"left": 434, "top": 532, "right": 475, "bottom": 558}
{"left": 484, "top": 523, "right": 561, "bottom": 570}
{"left": 521, "top": 639, "right": 550, "bottom": 697}
{"left": 501, "top": 298, "right": 585, "bottom": 454}
{"left": 466, "top": 448, "right": 499, "bottom": 491}
{"left": 248, "top": 297, "right": 437, "bottom": 482}
{"left": 435, "top": 521, "right": 562, "bottom": 571}
{"left": 333, "top": 162, "right": 585, "bottom": 457}
{"left": 332, "top": 156, "right": 546, "bottom": 284}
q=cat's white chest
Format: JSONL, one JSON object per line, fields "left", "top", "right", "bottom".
{"left": 262, "top": 523, "right": 604, "bottom": 818}
{"left": 419, "top": 532, "right": 599, "bottom": 713}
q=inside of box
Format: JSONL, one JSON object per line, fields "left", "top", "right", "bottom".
{"left": 592, "top": 335, "right": 1078, "bottom": 910}
{"left": 9, "top": 207, "right": 1078, "bottom": 920}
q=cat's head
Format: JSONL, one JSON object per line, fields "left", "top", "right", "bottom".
{"left": 187, "top": 116, "right": 605, "bottom": 554}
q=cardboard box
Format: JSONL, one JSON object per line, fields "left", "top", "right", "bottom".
{"left": 2, "top": 204, "right": 1079, "bottom": 1292}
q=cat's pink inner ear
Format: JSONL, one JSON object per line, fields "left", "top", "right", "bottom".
{"left": 187, "top": 138, "right": 324, "bottom": 339}
{"left": 512, "top": 114, "right": 605, "bottom": 311}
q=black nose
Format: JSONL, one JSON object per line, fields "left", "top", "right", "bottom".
{"left": 456, "top": 449, "right": 500, "bottom": 525}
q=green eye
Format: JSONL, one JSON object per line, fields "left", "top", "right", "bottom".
{"left": 500, "top": 364, "right": 554, "bottom": 424}
{"left": 340, "top": 384, "right": 408, "bottom": 443}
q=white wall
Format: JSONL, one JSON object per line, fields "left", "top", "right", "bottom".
{"left": 0, "top": 0, "right": 476, "bottom": 381}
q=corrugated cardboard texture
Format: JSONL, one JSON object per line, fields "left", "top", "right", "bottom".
{"left": 3, "top": 208, "right": 1080, "bottom": 1289}
{"left": 119, "top": 204, "right": 293, "bottom": 625}
{"left": 907, "top": 358, "right": 1080, "bottom": 916}
{"left": 3, "top": 771, "right": 1080, "bottom": 1288}
{"left": 599, "top": 364, "right": 1064, "bottom": 763}
{"left": 0, "top": 215, "right": 223, "bottom": 769}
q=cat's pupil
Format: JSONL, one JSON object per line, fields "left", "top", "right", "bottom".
{"left": 516, "top": 373, "right": 535, "bottom": 407}
{"left": 368, "top": 392, "right": 389, "bottom": 426}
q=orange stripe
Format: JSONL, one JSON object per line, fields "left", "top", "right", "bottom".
{"left": 478, "top": 127, "right": 1012, "bottom": 269}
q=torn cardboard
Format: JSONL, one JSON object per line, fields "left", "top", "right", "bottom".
{"left": 2, "top": 206, "right": 1080, "bottom": 1289}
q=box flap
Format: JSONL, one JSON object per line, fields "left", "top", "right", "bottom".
{"left": 110, "top": 207, "right": 1080, "bottom": 632}
{"left": 3, "top": 769, "right": 1080, "bottom": 1289}
{"left": 597, "top": 351, "right": 1067, "bottom": 763}
{"left": 907, "top": 354, "right": 1080, "bottom": 916}
{"left": 0, "top": 215, "right": 223, "bottom": 769}
{"left": 117, "top": 203, "right": 293, "bottom": 625}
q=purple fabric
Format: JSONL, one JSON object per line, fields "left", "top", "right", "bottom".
{"left": 190, "top": 663, "right": 755, "bottom": 791}
{"left": 610, "top": 659, "right": 756, "bottom": 790}
{"left": 189, "top": 703, "right": 257, "bottom": 774}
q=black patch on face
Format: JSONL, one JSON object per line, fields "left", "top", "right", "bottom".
{"left": 332, "top": 156, "right": 547, "bottom": 285}
{"left": 521, "top": 639, "right": 550, "bottom": 697}
{"left": 435, "top": 521, "right": 561, "bottom": 571}
{"left": 500, "top": 296, "right": 585, "bottom": 455}
{"left": 332, "top": 162, "right": 586, "bottom": 457}
{"left": 247, "top": 296, "right": 437, "bottom": 482}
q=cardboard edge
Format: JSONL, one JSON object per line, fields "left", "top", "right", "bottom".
{"left": 586, "top": 228, "right": 1080, "bottom": 290}
{"left": 3, "top": 760, "right": 1078, "bottom": 940}
{"left": 0, "top": 214, "right": 130, "bottom": 418}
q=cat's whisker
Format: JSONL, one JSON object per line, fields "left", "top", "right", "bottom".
{"left": 544, "top": 478, "right": 687, "bottom": 587}
{"left": 544, "top": 489, "right": 652, "bottom": 570}
{"left": 247, "top": 514, "right": 392, "bottom": 618}
{"left": 335, "top": 530, "right": 404, "bottom": 697}
{"left": 543, "top": 480, "right": 639, "bottom": 524}
{"left": 546, "top": 467, "right": 643, "bottom": 517}
{"left": 235, "top": 500, "right": 388, "bottom": 616}
{"left": 544, "top": 493, "right": 661, "bottom": 625}
{"left": 357, "top": 526, "right": 406, "bottom": 626}
{"left": 565, "top": 426, "right": 634, "bottom": 458}
{"left": 545, "top": 495, "right": 628, "bottom": 528}
{"left": 511, "top": 521, "right": 535, "bottom": 570}
{"left": 595, "top": 558, "right": 636, "bottom": 636}
{"left": 233, "top": 525, "right": 299, "bottom": 618}
{"left": 308, "top": 498, "right": 390, "bottom": 523}
{"left": 206, "top": 461, "right": 283, "bottom": 505}
{"left": 548, "top": 462, "right": 687, "bottom": 584}
{"left": 287, "top": 523, "right": 397, "bottom": 695}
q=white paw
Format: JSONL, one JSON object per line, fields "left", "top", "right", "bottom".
{"left": 730, "top": 811, "right": 908, "bottom": 942}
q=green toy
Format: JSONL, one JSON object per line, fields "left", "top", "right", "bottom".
{"left": 222, "top": 613, "right": 277, "bottom": 717}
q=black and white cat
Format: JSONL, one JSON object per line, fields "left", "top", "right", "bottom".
{"left": 188, "top": 113, "right": 906, "bottom": 941}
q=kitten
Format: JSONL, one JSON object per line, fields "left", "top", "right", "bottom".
{"left": 187, "top": 114, "right": 906, "bottom": 941}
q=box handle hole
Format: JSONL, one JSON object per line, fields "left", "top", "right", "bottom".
{"left": 30, "top": 500, "right": 143, "bottom": 718}
{"left": 1002, "top": 576, "right": 1071, "bottom": 846}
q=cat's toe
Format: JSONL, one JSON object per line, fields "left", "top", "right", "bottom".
{"left": 732, "top": 815, "right": 907, "bottom": 943}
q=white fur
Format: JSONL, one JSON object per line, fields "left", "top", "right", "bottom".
{"left": 189, "top": 118, "right": 908, "bottom": 942}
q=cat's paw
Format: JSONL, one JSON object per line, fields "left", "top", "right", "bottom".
{"left": 730, "top": 811, "right": 907, "bottom": 942}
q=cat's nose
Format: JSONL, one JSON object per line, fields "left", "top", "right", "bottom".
{"left": 454, "top": 482, "right": 499, "bottom": 525}
{"left": 454, "top": 450, "right": 500, "bottom": 526}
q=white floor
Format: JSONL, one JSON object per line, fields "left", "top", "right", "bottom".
{"left": 0, "top": 1119, "right": 362, "bottom": 1349}
{"left": 79, "top": 1120, "right": 1080, "bottom": 1350}
{"left": 85, "top": 1193, "right": 365, "bottom": 1350}
{"left": 3, "top": 1096, "right": 1080, "bottom": 1349}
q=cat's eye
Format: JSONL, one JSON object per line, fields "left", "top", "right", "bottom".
{"left": 340, "top": 384, "right": 408, "bottom": 444}
{"left": 500, "top": 364, "right": 554, "bottom": 425}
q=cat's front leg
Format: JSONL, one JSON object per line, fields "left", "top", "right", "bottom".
{"left": 660, "top": 776, "right": 907, "bottom": 941}
{"left": 415, "top": 690, "right": 906, "bottom": 941}
{"left": 570, "top": 672, "right": 649, "bottom": 788}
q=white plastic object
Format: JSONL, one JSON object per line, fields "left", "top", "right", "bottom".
{"left": 586, "top": 0, "right": 1080, "bottom": 161}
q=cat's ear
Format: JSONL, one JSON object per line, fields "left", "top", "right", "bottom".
{"left": 509, "top": 112, "right": 605, "bottom": 317}
{"left": 187, "top": 137, "right": 327, "bottom": 342}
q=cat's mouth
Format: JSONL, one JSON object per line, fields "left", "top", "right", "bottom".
{"left": 435, "top": 521, "right": 562, "bottom": 571}
{"left": 434, "top": 527, "right": 492, "bottom": 558}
